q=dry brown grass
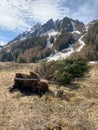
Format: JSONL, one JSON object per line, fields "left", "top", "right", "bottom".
{"left": 0, "top": 62, "right": 98, "bottom": 130}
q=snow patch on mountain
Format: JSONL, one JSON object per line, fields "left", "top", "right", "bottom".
{"left": 46, "top": 37, "right": 53, "bottom": 48}
{"left": 71, "top": 21, "right": 81, "bottom": 34}
{"left": 47, "top": 34, "right": 86, "bottom": 61}
{"left": 76, "top": 35, "right": 85, "bottom": 52}
{"left": 47, "top": 47, "right": 74, "bottom": 61}
{"left": 13, "top": 40, "right": 17, "bottom": 43}
{"left": 62, "top": 44, "right": 72, "bottom": 52}
{"left": 20, "top": 37, "right": 26, "bottom": 41}
{"left": 41, "top": 29, "right": 59, "bottom": 37}
{"left": 45, "top": 29, "right": 60, "bottom": 48}
{"left": 71, "top": 30, "right": 81, "bottom": 34}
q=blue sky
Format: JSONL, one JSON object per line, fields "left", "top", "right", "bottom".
{"left": 0, "top": 0, "right": 98, "bottom": 45}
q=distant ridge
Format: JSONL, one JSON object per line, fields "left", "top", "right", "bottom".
{"left": 0, "top": 17, "right": 87, "bottom": 62}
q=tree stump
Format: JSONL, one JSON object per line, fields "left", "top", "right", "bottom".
{"left": 10, "top": 72, "right": 49, "bottom": 96}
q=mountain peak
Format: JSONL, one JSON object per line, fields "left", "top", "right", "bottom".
{"left": 46, "top": 18, "right": 54, "bottom": 23}
{"left": 31, "top": 23, "right": 41, "bottom": 32}
{"left": 0, "top": 16, "right": 86, "bottom": 62}
{"left": 41, "top": 19, "right": 54, "bottom": 33}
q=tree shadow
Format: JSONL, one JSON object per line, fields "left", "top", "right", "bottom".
{"left": 9, "top": 84, "right": 48, "bottom": 97}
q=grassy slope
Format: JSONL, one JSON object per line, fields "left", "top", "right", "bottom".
{"left": 0, "top": 62, "right": 98, "bottom": 130}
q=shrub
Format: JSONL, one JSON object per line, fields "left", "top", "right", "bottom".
{"left": 54, "top": 70, "right": 72, "bottom": 85}
{"left": 65, "top": 58, "right": 88, "bottom": 77}
{"left": 54, "top": 58, "right": 88, "bottom": 85}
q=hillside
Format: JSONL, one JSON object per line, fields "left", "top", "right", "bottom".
{"left": 67, "top": 20, "right": 98, "bottom": 61}
{"left": 1, "top": 18, "right": 98, "bottom": 63}
{"left": 0, "top": 17, "right": 85, "bottom": 62}
{"left": 0, "top": 62, "right": 98, "bottom": 130}
{"left": 77, "top": 20, "right": 98, "bottom": 60}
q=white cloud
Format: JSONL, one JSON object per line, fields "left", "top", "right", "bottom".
{"left": 0, "top": 0, "right": 98, "bottom": 33}
{"left": 29, "top": 0, "right": 70, "bottom": 22}
{"left": 70, "top": 2, "right": 97, "bottom": 23}
{"left": 0, "top": 0, "right": 69, "bottom": 32}
{"left": 0, "top": 0, "right": 32, "bottom": 31}
{"left": 0, "top": 36, "right": 6, "bottom": 45}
